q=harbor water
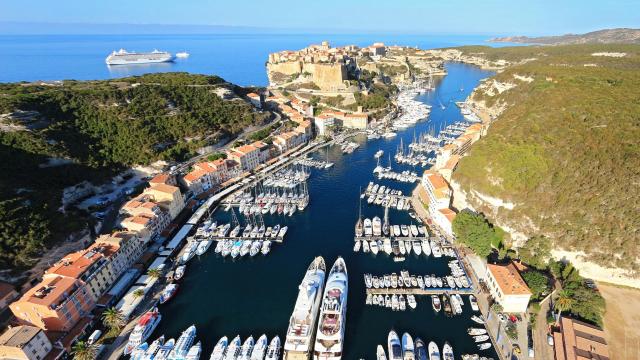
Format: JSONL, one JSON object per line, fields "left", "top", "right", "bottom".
{"left": 152, "top": 62, "right": 497, "bottom": 359}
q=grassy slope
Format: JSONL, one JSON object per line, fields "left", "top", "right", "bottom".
{"left": 451, "top": 44, "right": 640, "bottom": 270}
{"left": 0, "top": 73, "right": 264, "bottom": 271}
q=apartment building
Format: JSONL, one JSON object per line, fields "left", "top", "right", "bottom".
{"left": 553, "top": 317, "right": 610, "bottom": 360}
{"left": 0, "top": 326, "right": 53, "bottom": 360}
{"left": 227, "top": 144, "right": 261, "bottom": 171}
{"left": 10, "top": 276, "right": 94, "bottom": 332}
{"left": 143, "top": 183, "right": 185, "bottom": 220}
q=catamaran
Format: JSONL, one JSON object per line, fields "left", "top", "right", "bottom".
{"left": 284, "top": 257, "right": 326, "bottom": 360}
{"left": 313, "top": 257, "right": 348, "bottom": 360}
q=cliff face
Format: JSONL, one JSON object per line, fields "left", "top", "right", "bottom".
{"left": 266, "top": 61, "right": 348, "bottom": 91}
{"left": 450, "top": 44, "right": 640, "bottom": 276}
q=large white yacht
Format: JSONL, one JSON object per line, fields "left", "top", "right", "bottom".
{"left": 284, "top": 257, "right": 327, "bottom": 360}
{"left": 313, "top": 257, "right": 348, "bottom": 360}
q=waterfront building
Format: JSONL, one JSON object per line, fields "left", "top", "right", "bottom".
{"left": 419, "top": 170, "right": 452, "bottom": 210}
{"left": 313, "top": 113, "right": 337, "bottom": 136}
{"left": 121, "top": 214, "right": 165, "bottom": 243}
{"left": 435, "top": 144, "right": 457, "bottom": 169}
{"left": 251, "top": 141, "right": 273, "bottom": 164}
{"left": 434, "top": 208, "right": 457, "bottom": 237}
{"left": 0, "top": 281, "right": 19, "bottom": 314}
{"left": 227, "top": 144, "right": 262, "bottom": 171}
{"left": 94, "top": 232, "right": 146, "bottom": 281}
{"left": 247, "top": 92, "right": 263, "bottom": 109}
{"left": 0, "top": 325, "right": 53, "bottom": 360}
{"left": 485, "top": 263, "right": 532, "bottom": 313}
{"left": 143, "top": 183, "right": 185, "bottom": 220}
{"left": 182, "top": 159, "right": 234, "bottom": 195}
{"left": 342, "top": 112, "right": 369, "bottom": 129}
{"left": 438, "top": 155, "right": 460, "bottom": 182}
{"left": 44, "top": 244, "right": 118, "bottom": 302}
{"left": 553, "top": 317, "right": 609, "bottom": 360}
{"left": 149, "top": 173, "right": 178, "bottom": 186}
{"left": 10, "top": 275, "right": 94, "bottom": 331}
{"left": 273, "top": 131, "right": 306, "bottom": 153}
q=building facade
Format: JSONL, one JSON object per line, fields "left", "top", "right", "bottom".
{"left": 10, "top": 276, "right": 94, "bottom": 332}
{"left": 553, "top": 317, "right": 610, "bottom": 360}
{"left": 227, "top": 144, "right": 261, "bottom": 171}
{"left": 0, "top": 326, "right": 53, "bottom": 360}
{"left": 143, "top": 183, "right": 185, "bottom": 220}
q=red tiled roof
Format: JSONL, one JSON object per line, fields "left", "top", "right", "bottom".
{"left": 487, "top": 263, "right": 532, "bottom": 296}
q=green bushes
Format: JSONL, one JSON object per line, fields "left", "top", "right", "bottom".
{"left": 452, "top": 210, "right": 504, "bottom": 257}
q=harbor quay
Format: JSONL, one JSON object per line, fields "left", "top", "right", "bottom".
{"left": 366, "top": 288, "right": 474, "bottom": 295}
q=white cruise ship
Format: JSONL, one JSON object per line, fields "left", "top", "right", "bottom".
{"left": 313, "top": 257, "right": 348, "bottom": 360}
{"left": 284, "top": 257, "right": 327, "bottom": 360}
{"left": 105, "top": 49, "right": 174, "bottom": 65}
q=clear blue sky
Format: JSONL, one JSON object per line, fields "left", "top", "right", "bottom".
{"left": 1, "top": 0, "right": 638, "bottom": 35}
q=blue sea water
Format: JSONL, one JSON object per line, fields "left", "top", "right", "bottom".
{"left": 0, "top": 33, "right": 513, "bottom": 85}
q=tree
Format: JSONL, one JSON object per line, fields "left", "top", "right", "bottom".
{"left": 102, "top": 307, "right": 125, "bottom": 332}
{"left": 147, "top": 268, "right": 162, "bottom": 279}
{"left": 452, "top": 210, "right": 503, "bottom": 258}
{"left": 72, "top": 341, "right": 98, "bottom": 360}
{"left": 133, "top": 289, "right": 145, "bottom": 299}
{"left": 518, "top": 236, "right": 551, "bottom": 269}
{"left": 522, "top": 270, "right": 550, "bottom": 300}
{"left": 554, "top": 290, "right": 574, "bottom": 325}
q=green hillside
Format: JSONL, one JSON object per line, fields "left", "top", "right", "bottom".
{"left": 0, "top": 73, "right": 266, "bottom": 270}
{"left": 452, "top": 44, "right": 640, "bottom": 271}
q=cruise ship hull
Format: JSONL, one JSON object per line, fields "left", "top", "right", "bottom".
{"left": 105, "top": 50, "right": 174, "bottom": 65}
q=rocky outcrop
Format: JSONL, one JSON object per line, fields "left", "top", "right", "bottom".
{"left": 489, "top": 28, "right": 640, "bottom": 45}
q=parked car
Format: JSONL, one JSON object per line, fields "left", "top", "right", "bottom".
{"left": 547, "top": 334, "right": 554, "bottom": 346}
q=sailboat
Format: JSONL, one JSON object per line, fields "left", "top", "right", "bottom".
{"left": 355, "top": 188, "right": 364, "bottom": 237}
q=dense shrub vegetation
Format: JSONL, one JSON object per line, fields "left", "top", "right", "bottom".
{"left": 452, "top": 210, "right": 505, "bottom": 257}
{"left": 0, "top": 73, "right": 264, "bottom": 270}
{"left": 452, "top": 44, "right": 640, "bottom": 270}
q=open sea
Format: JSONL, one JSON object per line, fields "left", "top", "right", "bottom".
{"left": 0, "top": 33, "right": 513, "bottom": 85}
{"left": 1, "top": 33, "right": 499, "bottom": 359}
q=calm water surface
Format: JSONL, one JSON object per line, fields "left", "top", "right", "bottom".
{"left": 151, "top": 62, "right": 496, "bottom": 359}
{"left": 0, "top": 33, "right": 515, "bottom": 85}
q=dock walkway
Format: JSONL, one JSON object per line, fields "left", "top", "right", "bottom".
{"left": 366, "top": 288, "right": 473, "bottom": 295}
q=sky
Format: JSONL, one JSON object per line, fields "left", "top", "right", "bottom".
{"left": 1, "top": 0, "right": 638, "bottom": 35}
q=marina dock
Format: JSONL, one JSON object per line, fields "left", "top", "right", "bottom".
{"left": 366, "top": 288, "right": 473, "bottom": 295}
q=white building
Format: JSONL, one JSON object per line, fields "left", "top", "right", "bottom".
{"left": 485, "top": 263, "right": 532, "bottom": 313}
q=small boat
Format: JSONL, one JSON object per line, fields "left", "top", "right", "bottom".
{"left": 414, "top": 339, "right": 427, "bottom": 360}
{"left": 240, "top": 241, "right": 252, "bottom": 256}
{"left": 371, "top": 240, "right": 380, "bottom": 255}
{"left": 278, "top": 226, "right": 288, "bottom": 238}
{"left": 477, "top": 343, "right": 492, "bottom": 351}
{"left": 354, "top": 240, "right": 361, "bottom": 252}
{"left": 407, "top": 294, "right": 417, "bottom": 309}
{"left": 271, "top": 225, "right": 280, "bottom": 239}
{"left": 431, "top": 295, "right": 441, "bottom": 312}
{"left": 363, "top": 240, "right": 370, "bottom": 253}
{"left": 176, "top": 51, "right": 190, "bottom": 58}
{"left": 401, "top": 225, "right": 409, "bottom": 237}
{"left": 159, "top": 284, "right": 178, "bottom": 304}
{"left": 402, "top": 332, "right": 415, "bottom": 360}
{"left": 421, "top": 240, "right": 431, "bottom": 256}
{"left": 174, "top": 265, "right": 186, "bottom": 281}
{"left": 412, "top": 241, "right": 422, "bottom": 256}
{"left": 469, "top": 295, "right": 479, "bottom": 311}
{"left": 186, "top": 341, "right": 202, "bottom": 360}
{"left": 154, "top": 338, "right": 175, "bottom": 360}
{"left": 196, "top": 240, "right": 213, "bottom": 256}
{"left": 467, "top": 328, "right": 487, "bottom": 336}
{"left": 442, "top": 342, "right": 453, "bottom": 360}
{"left": 471, "top": 315, "right": 485, "bottom": 325}
{"left": 225, "top": 335, "right": 242, "bottom": 360}
{"left": 239, "top": 336, "right": 254, "bottom": 360}
{"left": 377, "top": 344, "right": 388, "bottom": 360}
{"left": 388, "top": 330, "right": 402, "bottom": 360}
{"left": 473, "top": 335, "right": 489, "bottom": 343}
{"left": 250, "top": 335, "right": 268, "bottom": 360}
{"left": 250, "top": 241, "right": 261, "bottom": 257}
{"left": 264, "top": 336, "right": 280, "bottom": 360}
{"left": 428, "top": 341, "right": 440, "bottom": 360}
{"left": 210, "top": 336, "right": 228, "bottom": 360}
{"left": 181, "top": 242, "right": 198, "bottom": 264}
{"left": 261, "top": 240, "right": 271, "bottom": 255}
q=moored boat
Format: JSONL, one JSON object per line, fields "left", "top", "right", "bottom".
{"left": 442, "top": 342, "right": 453, "bottom": 360}
{"left": 169, "top": 325, "right": 197, "bottom": 360}
{"left": 414, "top": 338, "right": 427, "bottom": 360}
{"left": 159, "top": 284, "right": 178, "bottom": 304}
{"left": 210, "top": 336, "right": 228, "bottom": 360}
{"left": 265, "top": 336, "right": 281, "bottom": 360}
{"left": 284, "top": 257, "right": 326, "bottom": 360}
{"left": 225, "top": 335, "right": 242, "bottom": 360}
{"left": 387, "top": 330, "right": 402, "bottom": 360}
{"left": 427, "top": 341, "right": 440, "bottom": 360}
{"left": 377, "top": 344, "right": 388, "bottom": 360}
{"left": 250, "top": 335, "right": 268, "bottom": 360}
{"left": 402, "top": 332, "right": 415, "bottom": 360}
{"left": 313, "top": 257, "right": 348, "bottom": 360}
{"left": 124, "top": 308, "right": 162, "bottom": 355}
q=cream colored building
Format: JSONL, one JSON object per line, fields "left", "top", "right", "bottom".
{"left": 485, "top": 263, "right": 532, "bottom": 313}
{"left": 227, "top": 144, "right": 262, "bottom": 171}
{"left": 0, "top": 326, "right": 52, "bottom": 360}
{"left": 94, "top": 231, "right": 145, "bottom": 278}
{"left": 143, "top": 183, "right": 185, "bottom": 220}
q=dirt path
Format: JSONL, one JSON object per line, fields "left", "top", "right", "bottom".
{"left": 599, "top": 283, "right": 640, "bottom": 360}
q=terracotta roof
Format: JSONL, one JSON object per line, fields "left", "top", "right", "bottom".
{"left": 487, "top": 263, "right": 532, "bottom": 296}
{"left": 246, "top": 92, "right": 260, "bottom": 98}
{"left": 424, "top": 171, "right": 450, "bottom": 191}
{"left": 0, "top": 325, "right": 41, "bottom": 348}
{"left": 438, "top": 208, "right": 457, "bottom": 222}
{"left": 149, "top": 173, "right": 171, "bottom": 184}
{"left": 443, "top": 155, "right": 461, "bottom": 170}
{"left": 46, "top": 247, "right": 107, "bottom": 279}
{"left": 147, "top": 183, "right": 180, "bottom": 195}
{"left": 124, "top": 215, "right": 153, "bottom": 226}
{"left": 183, "top": 169, "right": 207, "bottom": 182}
{"left": 19, "top": 276, "right": 82, "bottom": 307}
{"left": 234, "top": 144, "right": 259, "bottom": 155}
